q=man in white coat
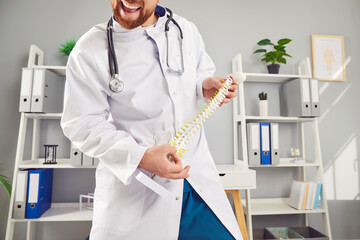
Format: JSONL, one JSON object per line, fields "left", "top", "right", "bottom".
{"left": 61, "top": 0, "right": 242, "bottom": 239}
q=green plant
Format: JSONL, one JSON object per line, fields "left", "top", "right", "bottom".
{"left": 253, "top": 38, "right": 292, "bottom": 65}
{"left": 258, "top": 92, "right": 267, "bottom": 100}
{"left": 0, "top": 167, "right": 11, "bottom": 199}
{"left": 58, "top": 39, "right": 76, "bottom": 56}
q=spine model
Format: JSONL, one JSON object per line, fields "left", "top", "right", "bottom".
{"left": 171, "top": 74, "right": 242, "bottom": 158}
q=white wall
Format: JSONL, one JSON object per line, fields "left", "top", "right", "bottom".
{"left": 0, "top": 0, "right": 359, "bottom": 239}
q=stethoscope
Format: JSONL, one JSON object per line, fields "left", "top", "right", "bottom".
{"left": 107, "top": 6, "right": 184, "bottom": 93}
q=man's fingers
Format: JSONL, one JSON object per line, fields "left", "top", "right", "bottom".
{"left": 167, "top": 165, "right": 190, "bottom": 179}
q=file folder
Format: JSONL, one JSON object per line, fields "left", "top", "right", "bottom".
{"left": 270, "top": 123, "right": 280, "bottom": 165}
{"left": 26, "top": 168, "right": 53, "bottom": 219}
{"left": 93, "top": 158, "right": 100, "bottom": 166}
{"left": 70, "top": 143, "right": 82, "bottom": 166}
{"left": 82, "top": 154, "right": 93, "bottom": 166}
{"left": 247, "top": 123, "right": 260, "bottom": 165}
{"left": 280, "top": 78, "right": 312, "bottom": 117}
{"left": 260, "top": 122, "right": 271, "bottom": 165}
{"left": 310, "top": 78, "right": 320, "bottom": 116}
{"left": 19, "top": 68, "right": 34, "bottom": 112}
{"left": 31, "top": 69, "right": 65, "bottom": 113}
{"left": 313, "top": 182, "right": 322, "bottom": 209}
{"left": 13, "top": 171, "right": 28, "bottom": 219}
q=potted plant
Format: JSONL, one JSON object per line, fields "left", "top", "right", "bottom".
{"left": 253, "top": 38, "right": 292, "bottom": 74}
{"left": 258, "top": 91, "right": 268, "bottom": 116}
{"left": 58, "top": 39, "right": 76, "bottom": 57}
{"left": 0, "top": 166, "right": 12, "bottom": 199}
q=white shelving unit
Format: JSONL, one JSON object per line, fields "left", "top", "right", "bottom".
{"left": 5, "top": 46, "right": 94, "bottom": 240}
{"left": 232, "top": 54, "right": 332, "bottom": 240}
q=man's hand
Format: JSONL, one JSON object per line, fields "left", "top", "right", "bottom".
{"left": 202, "top": 77, "right": 238, "bottom": 105}
{"left": 138, "top": 145, "right": 190, "bottom": 179}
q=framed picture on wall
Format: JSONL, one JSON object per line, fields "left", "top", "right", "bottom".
{"left": 311, "top": 34, "right": 346, "bottom": 81}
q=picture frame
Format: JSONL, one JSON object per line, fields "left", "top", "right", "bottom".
{"left": 311, "top": 34, "right": 346, "bottom": 81}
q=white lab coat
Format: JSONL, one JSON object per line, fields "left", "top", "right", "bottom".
{"left": 61, "top": 13, "right": 242, "bottom": 240}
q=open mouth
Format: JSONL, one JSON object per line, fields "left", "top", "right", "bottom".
{"left": 121, "top": 0, "right": 141, "bottom": 13}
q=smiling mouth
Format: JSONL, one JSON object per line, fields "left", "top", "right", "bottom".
{"left": 121, "top": 0, "right": 141, "bottom": 13}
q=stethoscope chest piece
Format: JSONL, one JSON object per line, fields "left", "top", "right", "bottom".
{"left": 109, "top": 75, "right": 124, "bottom": 93}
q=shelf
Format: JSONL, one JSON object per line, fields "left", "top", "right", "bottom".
{"left": 19, "top": 159, "right": 97, "bottom": 169}
{"left": 249, "top": 158, "right": 320, "bottom": 168}
{"left": 242, "top": 198, "right": 326, "bottom": 215}
{"left": 24, "top": 113, "right": 62, "bottom": 119}
{"left": 244, "top": 73, "right": 306, "bottom": 83}
{"left": 236, "top": 115, "right": 315, "bottom": 123}
{"left": 32, "top": 65, "right": 66, "bottom": 76}
{"left": 12, "top": 203, "right": 92, "bottom": 222}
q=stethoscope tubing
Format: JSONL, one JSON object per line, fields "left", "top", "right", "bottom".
{"left": 107, "top": 7, "right": 184, "bottom": 93}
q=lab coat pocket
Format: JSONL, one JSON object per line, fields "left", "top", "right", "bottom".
{"left": 96, "top": 181, "right": 147, "bottom": 233}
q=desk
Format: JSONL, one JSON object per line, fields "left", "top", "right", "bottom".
{"left": 216, "top": 165, "right": 256, "bottom": 240}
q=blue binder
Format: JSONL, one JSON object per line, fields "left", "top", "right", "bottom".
{"left": 26, "top": 168, "right": 53, "bottom": 219}
{"left": 260, "top": 122, "right": 271, "bottom": 165}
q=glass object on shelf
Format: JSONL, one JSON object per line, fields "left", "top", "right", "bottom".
{"left": 290, "top": 147, "right": 305, "bottom": 163}
{"left": 43, "top": 144, "right": 58, "bottom": 164}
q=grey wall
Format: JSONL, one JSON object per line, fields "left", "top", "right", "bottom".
{"left": 0, "top": 0, "right": 359, "bottom": 239}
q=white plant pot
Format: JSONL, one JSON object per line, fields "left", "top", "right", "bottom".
{"left": 259, "top": 100, "right": 268, "bottom": 116}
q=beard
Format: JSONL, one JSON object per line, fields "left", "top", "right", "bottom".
{"left": 112, "top": 0, "right": 156, "bottom": 29}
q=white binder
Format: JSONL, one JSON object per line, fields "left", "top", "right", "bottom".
{"left": 310, "top": 78, "right": 320, "bottom": 116}
{"left": 19, "top": 68, "right": 34, "bottom": 112}
{"left": 280, "top": 78, "right": 312, "bottom": 117}
{"left": 247, "top": 123, "right": 260, "bottom": 165}
{"left": 93, "top": 158, "right": 100, "bottom": 166}
{"left": 270, "top": 123, "right": 280, "bottom": 164}
{"left": 31, "top": 69, "right": 64, "bottom": 113}
{"left": 82, "top": 154, "right": 93, "bottom": 166}
{"left": 13, "top": 171, "right": 28, "bottom": 219}
{"left": 70, "top": 143, "right": 82, "bottom": 166}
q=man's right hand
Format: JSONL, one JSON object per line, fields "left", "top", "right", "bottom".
{"left": 138, "top": 145, "right": 190, "bottom": 179}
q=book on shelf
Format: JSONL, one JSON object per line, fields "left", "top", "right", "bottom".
{"left": 288, "top": 180, "right": 322, "bottom": 210}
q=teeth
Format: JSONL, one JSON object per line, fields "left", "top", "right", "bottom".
{"left": 122, "top": 1, "right": 140, "bottom": 10}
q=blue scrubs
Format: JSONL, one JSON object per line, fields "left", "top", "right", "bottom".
{"left": 178, "top": 179, "right": 236, "bottom": 240}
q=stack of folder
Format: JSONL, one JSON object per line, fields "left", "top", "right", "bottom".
{"left": 13, "top": 168, "right": 53, "bottom": 219}
{"left": 247, "top": 122, "right": 279, "bottom": 165}
{"left": 19, "top": 68, "right": 65, "bottom": 113}
{"left": 280, "top": 78, "right": 320, "bottom": 117}
{"left": 288, "top": 180, "right": 322, "bottom": 210}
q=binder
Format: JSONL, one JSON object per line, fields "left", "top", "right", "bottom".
{"left": 31, "top": 69, "right": 64, "bottom": 113}
{"left": 247, "top": 123, "right": 260, "bottom": 165}
{"left": 280, "top": 78, "right": 312, "bottom": 117}
{"left": 260, "top": 122, "right": 271, "bottom": 165}
{"left": 26, "top": 169, "right": 53, "bottom": 219}
{"left": 70, "top": 143, "right": 82, "bottom": 166}
{"left": 82, "top": 154, "right": 93, "bottom": 166}
{"left": 19, "top": 68, "right": 34, "bottom": 112}
{"left": 270, "top": 123, "right": 280, "bottom": 165}
{"left": 13, "top": 171, "right": 28, "bottom": 219}
{"left": 93, "top": 158, "right": 100, "bottom": 166}
{"left": 310, "top": 78, "right": 321, "bottom": 116}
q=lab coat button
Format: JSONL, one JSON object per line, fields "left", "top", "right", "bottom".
{"left": 175, "top": 197, "right": 180, "bottom": 200}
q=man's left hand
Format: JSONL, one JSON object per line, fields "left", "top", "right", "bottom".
{"left": 202, "top": 77, "right": 238, "bottom": 105}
